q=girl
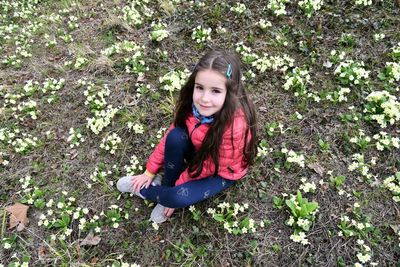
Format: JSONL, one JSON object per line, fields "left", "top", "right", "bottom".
{"left": 117, "top": 50, "right": 257, "bottom": 223}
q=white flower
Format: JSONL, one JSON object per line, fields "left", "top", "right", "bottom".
{"left": 152, "top": 222, "right": 159, "bottom": 230}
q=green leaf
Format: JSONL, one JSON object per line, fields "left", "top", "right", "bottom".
{"left": 34, "top": 198, "right": 45, "bottom": 209}
{"left": 213, "top": 214, "right": 225, "bottom": 222}
{"left": 296, "top": 191, "right": 303, "bottom": 204}
{"left": 285, "top": 199, "right": 298, "bottom": 217}
{"left": 62, "top": 214, "right": 71, "bottom": 226}
{"left": 272, "top": 196, "right": 283, "bottom": 209}
{"left": 378, "top": 72, "right": 386, "bottom": 81}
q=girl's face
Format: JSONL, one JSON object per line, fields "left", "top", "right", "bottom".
{"left": 193, "top": 69, "right": 227, "bottom": 117}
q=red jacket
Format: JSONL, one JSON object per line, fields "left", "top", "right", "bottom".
{"left": 146, "top": 110, "right": 250, "bottom": 186}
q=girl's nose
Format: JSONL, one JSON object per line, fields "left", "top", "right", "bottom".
{"left": 201, "top": 90, "right": 211, "bottom": 102}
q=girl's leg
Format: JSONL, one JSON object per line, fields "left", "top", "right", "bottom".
{"left": 163, "top": 127, "right": 194, "bottom": 187}
{"left": 140, "top": 176, "right": 235, "bottom": 208}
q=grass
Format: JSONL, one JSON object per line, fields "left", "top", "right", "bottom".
{"left": 0, "top": 0, "right": 400, "bottom": 266}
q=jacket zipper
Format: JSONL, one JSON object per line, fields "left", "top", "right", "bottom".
{"left": 190, "top": 122, "right": 201, "bottom": 138}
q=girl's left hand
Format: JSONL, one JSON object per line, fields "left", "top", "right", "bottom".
{"left": 164, "top": 207, "right": 175, "bottom": 217}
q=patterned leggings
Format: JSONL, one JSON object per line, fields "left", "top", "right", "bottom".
{"left": 140, "top": 127, "right": 235, "bottom": 208}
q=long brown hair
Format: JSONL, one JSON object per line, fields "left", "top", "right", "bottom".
{"left": 174, "top": 50, "right": 257, "bottom": 178}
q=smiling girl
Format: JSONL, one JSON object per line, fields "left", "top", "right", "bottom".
{"left": 117, "top": 50, "right": 257, "bottom": 223}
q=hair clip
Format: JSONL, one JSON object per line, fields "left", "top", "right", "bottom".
{"left": 226, "top": 64, "right": 232, "bottom": 79}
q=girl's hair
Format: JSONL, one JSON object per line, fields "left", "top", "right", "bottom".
{"left": 174, "top": 50, "right": 257, "bottom": 178}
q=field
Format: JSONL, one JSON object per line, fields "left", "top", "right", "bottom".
{"left": 0, "top": 0, "right": 400, "bottom": 266}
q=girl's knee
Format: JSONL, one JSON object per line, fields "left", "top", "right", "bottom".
{"left": 162, "top": 190, "right": 193, "bottom": 208}
{"left": 166, "top": 127, "right": 189, "bottom": 147}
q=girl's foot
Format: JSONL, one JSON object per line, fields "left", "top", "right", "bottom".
{"left": 150, "top": 203, "right": 168, "bottom": 223}
{"left": 116, "top": 175, "right": 162, "bottom": 198}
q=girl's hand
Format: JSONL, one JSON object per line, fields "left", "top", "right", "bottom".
{"left": 164, "top": 207, "right": 175, "bottom": 217}
{"left": 131, "top": 173, "right": 153, "bottom": 193}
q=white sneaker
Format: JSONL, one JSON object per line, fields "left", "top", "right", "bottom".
{"left": 150, "top": 203, "right": 168, "bottom": 223}
{"left": 151, "top": 174, "right": 162, "bottom": 186}
{"left": 116, "top": 176, "right": 145, "bottom": 199}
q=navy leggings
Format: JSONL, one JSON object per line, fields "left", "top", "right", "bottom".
{"left": 140, "top": 127, "right": 235, "bottom": 208}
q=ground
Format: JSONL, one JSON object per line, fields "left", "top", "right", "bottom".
{"left": 0, "top": 0, "right": 399, "bottom": 266}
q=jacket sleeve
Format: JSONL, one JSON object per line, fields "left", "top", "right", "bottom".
{"left": 217, "top": 117, "right": 247, "bottom": 176}
{"left": 145, "top": 124, "right": 175, "bottom": 174}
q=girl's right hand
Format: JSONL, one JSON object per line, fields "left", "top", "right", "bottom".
{"left": 131, "top": 173, "right": 153, "bottom": 193}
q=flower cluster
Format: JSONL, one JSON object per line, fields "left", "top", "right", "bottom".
{"left": 102, "top": 204, "right": 128, "bottom": 229}
{"left": 0, "top": 151, "right": 9, "bottom": 167}
{"left": 281, "top": 148, "right": 305, "bottom": 168}
{"left": 124, "top": 154, "right": 143, "bottom": 175}
{"left": 101, "top": 41, "right": 147, "bottom": 75}
{"left": 334, "top": 60, "right": 370, "bottom": 86}
{"left": 81, "top": 80, "right": 110, "bottom": 112}
{"left": 283, "top": 67, "right": 311, "bottom": 96}
{"left": 363, "top": 90, "right": 400, "bottom": 128}
{"left": 265, "top": 121, "right": 284, "bottom": 136}
{"left": 22, "top": 80, "right": 39, "bottom": 96}
{"left": 379, "top": 62, "right": 400, "bottom": 84}
{"left": 159, "top": 69, "right": 190, "bottom": 92}
{"left": 17, "top": 175, "right": 46, "bottom": 209}
{"left": 383, "top": 172, "right": 400, "bottom": 202}
{"left": 327, "top": 50, "right": 346, "bottom": 66}
{"left": 252, "top": 53, "right": 295, "bottom": 73}
{"left": 256, "top": 19, "right": 272, "bottom": 31}
{"left": 101, "top": 41, "right": 142, "bottom": 57}
{"left": 15, "top": 100, "right": 38, "bottom": 120}
{"left": 285, "top": 191, "right": 319, "bottom": 245}
{"left": 349, "top": 129, "right": 371, "bottom": 150}
{"left": 338, "top": 214, "right": 375, "bottom": 238}
{"left": 89, "top": 163, "right": 116, "bottom": 188}
{"left": 257, "top": 139, "right": 272, "bottom": 158}
{"left": 348, "top": 153, "right": 376, "bottom": 181}
{"left": 44, "top": 34, "right": 57, "bottom": 48}
{"left": 191, "top": 25, "right": 212, "bottom": 44}
{"left": 120, "top": 1, "right": 152, "bottom": 27}
{"left": 354, "top": 0, "right": 372, "bottom": 6}
{"left": 0, "top": 127, "right": 20, "bottom": 145}
{"left": 230, "top": 3, "right": 246, "bottom": 15}
{"left": 134, "top": 82, "right": 151, "bottom": 97}
{"left": 73, "top": 57, "right": 89, "bottom": 69}
{"left": 299, "top": 177, "right": 316, "bottom": 193}
{"left": 127, "top": 122, "right": 144, "bottom": 134}
{"left": 42, "top": 78, "right": 65, "bottom": 95}
{"left": 207, "top": 202, "right": 256, "bottom": 234}
{"left": 107, "top": 261, "right": 140, "bottom": 267}
{"left": 0, "top": 254, "right": 30, "bottom": 267}
{"left": 325, "top": 87, "right": 351, "bottom": 103}
{"left": 373, "top": 132, "right": 399, "bottom": 151}
{"left": 267, "top": 0, "right": 290, "bottom": 16}
{"left": 150, "top": 22, "right": 169, "bottom": 42}
{"left": 37, "top": 192, "right": 81, "bottom": 241}
{"left": 391, "top": 42, "right": 400, "bottom": 61}
{"left": 100, "top": 133, "right": 122, "bottom": 154}
{"left": 67, "top": 127, "right": 85, "bottom": 148}
{"left": 3, "top": 91, "right": 23, "bottom": 106}
{"left": 37, "top": 193, "right": 101, "bottom": 240}
{"left": 298, "top": 0, "right": 324, "bottom": 18}
{"left": 373, "top": 33, "right": 385, "bottom": 41}
{"left": 86, "top": 105, "right": 119, "bottom": 135}
{"left": 355, "top": 239, "right": 375, "bottom": 265}
{"left": 12, "top": 133, "right": 39, "bottom": 154}
{"left": 67, "top": 15, "right": 79, "bottom": 30}
{"left": 235, "top": 43, "right": 259, "bottom": 65}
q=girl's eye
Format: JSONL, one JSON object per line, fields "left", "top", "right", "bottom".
{"left": 212, "top": 89, "right": 221, "bottom": 94}
{"left": 195, "top": 85, "right": 203, "bottom": 90}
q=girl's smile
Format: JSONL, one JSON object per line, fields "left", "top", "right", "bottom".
{"left": 193, "top": 69, "right": 227, "bottom": 117}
